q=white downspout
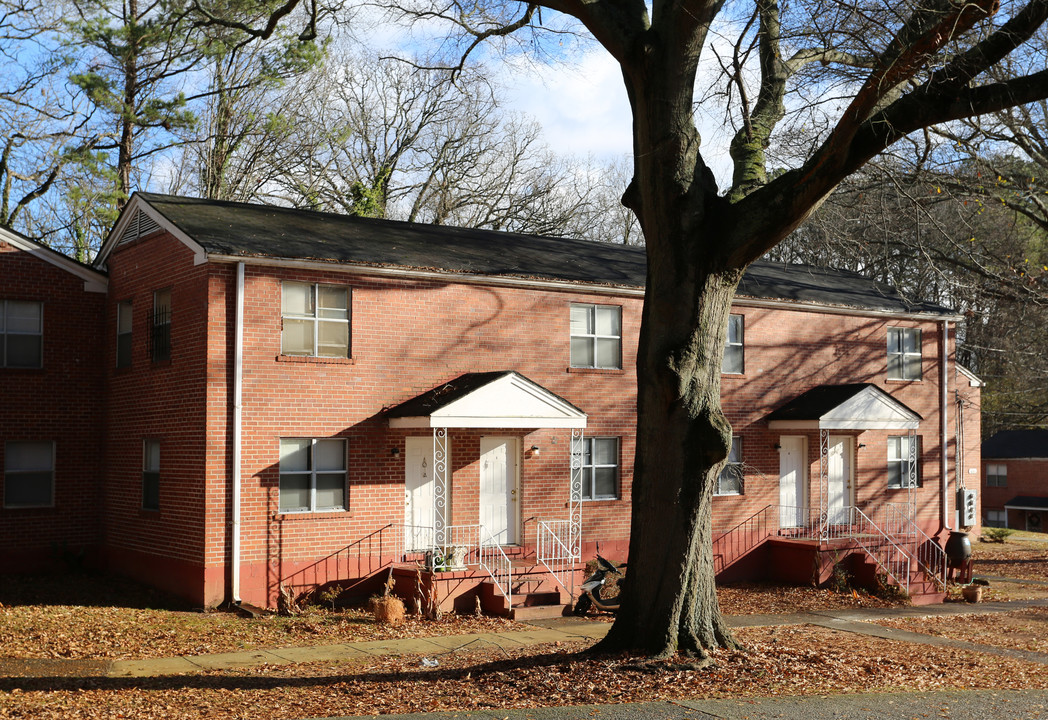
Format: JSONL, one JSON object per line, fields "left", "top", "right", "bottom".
{"left": 232, "top": 262, "right": 245, "bottom": 603}
{"left": 941, "top": 319, "right": 952, "bottom": 532}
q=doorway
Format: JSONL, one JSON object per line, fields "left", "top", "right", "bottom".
{"left": 479, "top": 437, "right": 518, "bottom": 544}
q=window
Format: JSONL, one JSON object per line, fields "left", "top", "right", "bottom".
{"left": 117, "top": 301, "right": 133, "bottom": 368}
{"left": 716, "top": 436, "right": 743, "bottom": 495}
{"left": 1, "top": 300, "right": 43, "bottom": 368}
{"left": 570, "top": 304, "right": 621, "bottom": 369}
{"left": 151, "top": 290, "right": 171, "bottom": 363}
{"left": 887, "top": 435, "right": 922, "bottom": 488}
{"left": 4, "top": 441, "right": 54, "bottom": 508}
{"left": 142, "top": 440, "right": 160, "bottom": 510}
{"left": 986, "top": 463, "right": 1007, "bottom": 487}
{"left": 722, "top": 314, "right": 744, "bottom": 374}
{"left": 887, "top": 327, "right": 921, "bottom": 380}
{"left": 281, "top": 282, "right": 350, "bottom": 358}
{"left": 985, "top": 509, "right": 1006, "bottom": 528}
{"left": 279, "top": 438, "right": 347, "bottom": 512}
{"left": 581, "top": 437, "right": 618, "bottom": 500}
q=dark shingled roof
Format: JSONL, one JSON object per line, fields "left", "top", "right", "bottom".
{"left": 765, "top": 384, "right": 878, "bottom": 422}
{"left": 134, "top": 192, "right": 955, "bottom": 316}
{"left": 1004, "top": 496, "right": 1048, "bottom": 509}
{"left": 983, "top": 430, "right": 1048, "bottom": 459}
{"left": 384, "top": 371, "right": 583, "bottom": 418}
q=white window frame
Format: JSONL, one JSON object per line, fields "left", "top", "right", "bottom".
{"left": 887, "top": 435, "right": 921, "bottom": 488}
{"left": 887, "top": 327, "right": 922, "bottom": 381}
{"left": 281, "top": 282, "right": 351, "bottom": 358}
{"left": 1, "top": 300, "right": 43, "bottom": 369}
{"left": 3, "top": 440, "right": 55, "bottom": 508}
{"left": 143, "top": 439, "right": 160, "bottom": 511}
{"left": 117, "top": 300, "right": 133, "bottom": 368}
{"left": 278, "top": 438, "right": 348, "bottom": 513}
{"left": 580, "top": 437, "right": 619, "bottom": 500}
{"left": 985, "top": 509, "right": 1006, "bottom": 528}
{"left": 569, "top": 303, "right": 622, "bottom": 369}
{"left": 722, "top": 314, "right": 744, "bottom": 374}
{"left": 715, "top": 436, "right": 744, "bottom": 495}
{"left": 986, "top": 463, "right": 1007, "bottom": 487}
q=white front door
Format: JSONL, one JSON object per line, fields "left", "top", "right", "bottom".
{"left": 778, "top": 436, "right": 807, "bottom": 527}
{"left": 826, "top": 435, "right": 854, "bottom": 525}
{"left": 479, "top": 437, "right": 518, "bottom": 545}
{"left": 404, "top": 437, "right": 437, "bottom": 550}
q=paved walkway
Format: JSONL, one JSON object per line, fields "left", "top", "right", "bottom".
{"left": 4, "top": 596, "right": 1045, "bottom": 680}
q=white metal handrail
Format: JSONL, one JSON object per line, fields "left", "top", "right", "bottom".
{"left": 883, "top": 504, "right": 947, "bottom": 589}
{"left": 850, "top": 507, "right": 912, "bottom": 593}
{"left": 536, "top": 519, "right": 576, "bottom": 598}
{"left": 477, "top": 525, "right": 513, "bottom": 608}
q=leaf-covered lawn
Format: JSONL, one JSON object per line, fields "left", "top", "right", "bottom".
{"left": 877, "top": 607, "right": 1048, "bottom": 655}
{"left": 972, "top": 534, "right": 1048, "bottom": 583}
{"left": 3, "top": 627, "right": 1048, "bottom": 720}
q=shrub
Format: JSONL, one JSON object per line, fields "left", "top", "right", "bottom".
{"left": 981, "top": 527, "right": 1014, "bottom": 543}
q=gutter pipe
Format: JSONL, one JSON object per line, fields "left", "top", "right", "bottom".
{"left": 232, "top": 262, "right": 245, "bottom": 603}
{"left": 941, "top": 319, "right": 952, "bottom": 532}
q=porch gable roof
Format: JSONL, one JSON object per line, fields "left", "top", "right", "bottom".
{"left": 766, "top": 383, "right": 922, "bottom": 431}
{"left": 386, "top": 371, "right": 587, "bottom": 429}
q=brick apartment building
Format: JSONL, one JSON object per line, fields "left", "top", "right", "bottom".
{"left": 1, "top": 193, "right": 982, "bottom": 611}
{"left": 982, "top": 429, "right": 1048, "bottom": 531}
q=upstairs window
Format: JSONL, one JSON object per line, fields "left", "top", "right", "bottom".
{"left": 570, "top": 304, "right": 621, "bottom": 369}
{"left": 986, "top": 463, "right": 1007, "bottom": 487}
{"left": 888, "top": 435, "right": 922, "bottom": 488}
{"left": 580, "top": 437, "right": 619, "bottom": 500}
{"left": 279, "top": 438, "right": 347, "bottom": 513}
{"left": 887, "top": 327, "right": 921, "bottom": 381}
{"left": 1, "top": 300, "right": 43, "bottom": 368}
{"left": 151, "top": 290, "right": 171, "bottom": 363}
{"left": 715, "top": 436, "right": 744, "bottom": 495}
{"left": 116, "top": 301, "right": 133, "bottom": 368}
{"left": 142, "top": 440, "right": 160, "bottom": 510}
{"left": 722, "top": 314, "right": 744, "bottom": 374}
{"left": 281, "top": 282, "right": 351, "bottom": 358}
{"left": 4, "top": 441, "right": 54, "bottom": 508}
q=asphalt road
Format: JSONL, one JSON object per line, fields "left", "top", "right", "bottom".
{"left": 316, "top": 689, "right": 1048, "bottom": 719}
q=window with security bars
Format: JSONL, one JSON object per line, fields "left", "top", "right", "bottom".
{"left": 715, "top": 436, "right": 743, "bottom": 495}
{"left": 150, "top": 290, "right": 171, "bottom": 363}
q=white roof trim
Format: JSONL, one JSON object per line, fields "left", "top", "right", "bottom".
{"left": 94, "top": 194, "right": 207, "bottom": 269}
{"left": 389, "top": 373, "right": 587, "bottom": 429}
{"left": 769, "top": 386, "right": 921, "bottom": 431}
{"left": 0, "top": 226, "right": 107, "bottom": 293}
{"left": 1003, "top": 502, "right": 1048, "bottom": 511}
{"left": 958, "top": 364, "right": 984, "bottom": 388}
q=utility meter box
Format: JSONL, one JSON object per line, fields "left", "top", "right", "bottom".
{"left": 959, "top": 488, "right": 978, "bottom": 527}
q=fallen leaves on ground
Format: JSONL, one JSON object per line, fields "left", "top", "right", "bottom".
{"left": 3, "top": 627, "right": 1048, "bottom": 720}
{"left": 877, "top": 607, "right": 1048, "bottom": 655}
{"left": 972, "top": 536, "right": 1048, "bottom": 583}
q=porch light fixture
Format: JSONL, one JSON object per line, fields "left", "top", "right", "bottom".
{"left": 773, "top": 443, "right": 781, "bottom": 450}
{"left": 391, "top": 447, "right": 400, "bottom": 458}
{"left": 858, "top": 443, "right": 867, "bottom": 449}
{"left": 530, "top": 445, "right": 541, "bottom": 456}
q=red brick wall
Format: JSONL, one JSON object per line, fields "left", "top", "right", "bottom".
{"left": 0, "top": 240, "right": 105, "bottom": 570}
{"left": 98, "top": 231, "right": 975, "bottom": 607}
{"left": 101, "top": 232, "right": 212, "bottom": 601}
{"left": 982, "top": 458, "right": 1047, "bottom": 532}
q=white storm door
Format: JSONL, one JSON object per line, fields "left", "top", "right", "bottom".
{"left": 404, "top": 437, "right": 436, "bottom": 551}
{"left": 778, "top": 436, "right": 807, "bottom": 528}
{"left": 479, "top": 437, "right": 518, "bottom": 545}
{"left": 826, "top": 436, "right": 854, "bottom": 525}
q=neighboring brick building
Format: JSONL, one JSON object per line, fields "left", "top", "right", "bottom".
{"left": 0, "top": 228, "right": 107, "bottom": 571}
{"left": 982, "top": 429, "right": 1048, "bottom": 532}
{"left": 2, "top": 193, "right": 982, "bottom": 610}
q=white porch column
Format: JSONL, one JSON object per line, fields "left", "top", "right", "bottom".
{"left": 433, "top": 427, "right": 448, "bottom": 547}
{"left": 569, "top": 429, "right": 584, "bottom": 560}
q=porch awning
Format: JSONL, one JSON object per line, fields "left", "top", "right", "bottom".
{"left": 386, "top": 371, "right": 588, "bottom": 429}
{"left": 766, "top": 383, "right": 921, "bottom": 431}
{"left": 1004, "top": 496, "right": 1048, "bottom": 511}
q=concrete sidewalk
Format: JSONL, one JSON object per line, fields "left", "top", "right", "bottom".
{"left": 95, "top": 596, "right": 1048, "bottom": 678}
{"left": 312, "top": 689, "right": 1048, "bottom": 720}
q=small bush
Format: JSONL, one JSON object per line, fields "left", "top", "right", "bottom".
{"left": 981, "top": 527, "right": 1014, "bottom": 543}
